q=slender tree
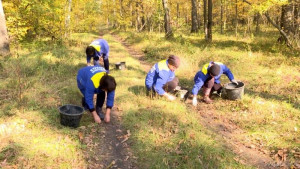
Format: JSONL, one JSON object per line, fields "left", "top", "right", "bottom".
{"left": 235, "top": 0, "right": 238, "bottom": 37}
{"left": 207, "top": 0, "right": 212, "bottom": 42}
{"left": 191, "top": 0, "right": 199, "bottom": 32}
{"left": 203, "top": 0, "right": 208, "bottom": 39}
{"left": 255, "top": 12, "right": 260, "bottom": 33}
{"left": 162, "top": 0, "right": 173, "bottom": 38}
{"left": 197, "top": 0, "right": 201, "bottom": 29}
{"left": 65, "top": 0, "right": 72, "bottom": 38}
{"left": 0, "top": 0, "right": 10, "bottom": 56}
{"left": 220, "top": 0, "right": 224, "bottom": 34}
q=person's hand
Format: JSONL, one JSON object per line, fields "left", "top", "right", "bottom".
{"left": 92, "top": 111, "right": 101, "bottom": 124}
{"left": 104, "top": 108, "right": 111, "bottom": 123}
{"left": 164, "top": 93, "right": 176, "bottom": 101}
{"left": 192, "top": 96, "right": 197, "bottom": 106}
{"left": 167, "top": 94, "right": 176, "bottom": 101}
{"left": 231, "top": 79, "right": 238, "bottom": 85}
{"left": 87, "top": 63, "right": 92, "bottom": 66}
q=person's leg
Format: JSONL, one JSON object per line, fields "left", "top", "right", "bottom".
{"left": 212, "top": 83, "right": 222, "bottom": 95}
{"left": 96, "top": 91, "right": 106, "bottom": 120}
{"left": 202, "top": 77, "right": 215, "bottom": 103}
{"left": 103, "top": 58, "right": 109, "bottom": 72}
{"left": 163, "top": 77, "right": 179, "bottom": 93}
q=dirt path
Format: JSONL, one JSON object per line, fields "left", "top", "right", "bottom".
{"left": 110, "top": 34, "right": 289, "bottom": 169}
{"left": 80, "top": 109, "right": 137, "bottom": 169}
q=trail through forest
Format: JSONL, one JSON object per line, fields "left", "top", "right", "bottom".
{"left": 82, "top": 33, "right": 291, "bottom": 169}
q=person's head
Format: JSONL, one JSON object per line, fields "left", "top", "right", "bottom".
{"left": 208, "top": 63, "right": 220, "bottom": 77}
{"left": 86, "top": 46, "right": 95, "bottom": 56}
{"left": 100, "top": 75, "right": 117, "bottom": 92}
{"left": 167, "top": 55, "right": 180, "bottom": 72}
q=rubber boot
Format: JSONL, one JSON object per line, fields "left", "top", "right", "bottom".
{"left": 203, "top": 95, "right": 213, "bottom": 104}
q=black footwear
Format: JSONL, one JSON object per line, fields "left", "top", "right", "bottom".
{"left": 96, "top": 107, "right": 105, "bottom": 120}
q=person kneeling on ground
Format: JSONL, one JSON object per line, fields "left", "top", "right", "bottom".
{"left": 191, "top": 61, "right": 238, "bottom": 105}
{"left": 77, "top": 65, "right": 116, "bottom": 123}
{"left": 145, "top": 55, "right": 180, "bottom": 101}
{"left": 86, "top": 38, "right": 110, "bottom": 72}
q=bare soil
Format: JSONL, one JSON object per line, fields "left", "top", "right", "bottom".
{"left": 79, "top": 108, "right": 137, "bottom": 169}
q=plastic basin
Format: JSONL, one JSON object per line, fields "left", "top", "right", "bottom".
{"left": 222, "top": 81, "right": 245, "bottom": 100}
{"left": 59, "top": 104, "right": 84, "bottom": 128}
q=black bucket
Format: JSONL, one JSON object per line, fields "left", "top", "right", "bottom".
{"left": 222, "top": 81, "right": 245, "bottom": 100}
{"left": 115, "top": 62, "right": 126, "bottom": 70}
{"left": 59, "top": 104, "right": 84, "bottom": 128}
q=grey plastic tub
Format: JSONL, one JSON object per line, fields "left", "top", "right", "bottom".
{"left": 59, "top": 104, "right": 84, "bottom": 128}
{"left": 222, "top": 81, "right": 245, "bottom": 100}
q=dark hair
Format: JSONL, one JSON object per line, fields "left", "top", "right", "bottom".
{"left": 86, "top": 46, "right": 95, "bottom": 56}
{"left": 208, "top": 64, "right": 221, "bottom": 76}
{"left": 100, "top": 75, "right": 116, "bottom": 92}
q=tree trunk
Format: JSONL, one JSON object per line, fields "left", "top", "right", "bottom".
{"left": 278, "top": 0, "right": 295, "bottom": 44}
{"left": 176, "top": 3, "right": 179, "bottom": 27}
{"left": 0, "top": 0, "right": 10, "bottom": 56}
{"left": 197, "top": 0, "right": 201, "bottom": 29}
{"left": 294, "top": 0, "right": 299, "bottom": 38}
{"left": 191, "top": 0, "right": 199, "bottom": 32}
{"left": 140, "top": 2, "right": 146, "bottom": 31}
{"left": 207, "top": 0, "right": 212, "bottom": 42}
{"left": 235, "top": 0, "right": 238, "bottom": 37}
{"left": 224, "top": 0, "right": 227, "bottom": 30}
{"left": 65, "top": 0, "right": 72, "bottom": 38}
{"left": 203, "top": 0, "right": 208, "bottom": 39}
{"left": 255, "top": 12, "right": 260, "bottom": 33}
{"left": 162, "top": 0, "right": 173, "bottom": 39}
{"left": 220, "top": 0, "right": 224, "bottom": 34}
{"left": 265, "top": 12, "right": 292, "bottom": 47}
{"left": 136, "top": 2, "right": 140, "bottom": 31}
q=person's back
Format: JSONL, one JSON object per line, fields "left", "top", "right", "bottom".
{"left": 145, "top": 55, "right": 180, "bottom": 101}
{"left": 86, "top": 39, "right": 110, "bottom": 71}
{"left": 77, "top": 65, "right": 116, "bottom": 123}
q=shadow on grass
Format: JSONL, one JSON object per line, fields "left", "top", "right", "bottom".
{"left": 245, "top": 88, "right": 300, "bottom": 110}
{"left": 128, "top": 85, "right": 147, "bottom": 96}
{"left": 176, "top": 32, "right": 299, "bottom": 58}
{"left": 126, "top": 65, "right": 147, "bottom": 75}
{"left": 122, "top": 107, "right": 246, "bottom": 168}
{"left": 0, "top": 40, "right": 97, "bottom": 128}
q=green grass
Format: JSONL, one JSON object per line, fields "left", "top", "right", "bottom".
{"left": 115, "top": 29, "right": 300, "bottom": 155}
{"left": 0, "top": 27, "right": 299, "bottom": 168}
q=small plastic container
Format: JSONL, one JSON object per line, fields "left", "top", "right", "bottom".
{"left": 115, "top": 62, "right": 126, "bottom": 70}
{"left": 59, "top": 104, "right": 84, "bottom": 128}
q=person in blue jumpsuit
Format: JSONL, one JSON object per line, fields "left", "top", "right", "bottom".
{"left": 86, "top": 39, "right": 110, "bottom": 72}
{"left": 191, "top": 61, "right": 238, "bottom": 105}
{"left": 145, "top": 55, "right": 181, "bottom": 101}
{"left": 77, "top": 65, "right": 116, "bottom": 123}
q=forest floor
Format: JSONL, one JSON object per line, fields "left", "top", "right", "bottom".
{"left": 81, "top": 33, "right": 295, "bottom": 169}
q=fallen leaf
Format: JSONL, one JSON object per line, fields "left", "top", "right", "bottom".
{"left": 121, "top": 137, "right": 129, "bottom": 143}
{"left": 78, "top": 132, "right": 84, "bottom": 141}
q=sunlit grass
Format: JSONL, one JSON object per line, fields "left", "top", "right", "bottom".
{"left": 106, "top": 34, "right": 252, "bottom": 168}
{"left": 1, "top": 28, "right": 298, "bottom": 168}
{"left": 113, "top": 29, "right": 300, "bottom": 159}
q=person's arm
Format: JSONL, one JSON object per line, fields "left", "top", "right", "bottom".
{"left": 104, "top": 108, "right": 111, "bottom": 123}
{"left": 85, "top": 83, "right": 101, "bottom": 123}
{"left": 191, "top": 72, "right": 206, "bottom": 96}
{"left": 191, "top": 72, "right": 207, "bottom": 106}
{"left": 153, "top": 72, "right": 168, "bottom": 96}
{"left": 222, "top": 64, "right": 234, "bottom": 81}
{"left": 104, "top": 90, "right": 115, "bottom": 123}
